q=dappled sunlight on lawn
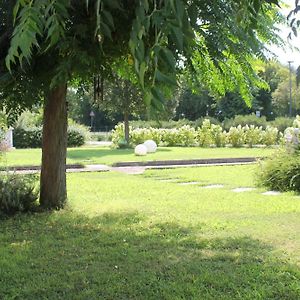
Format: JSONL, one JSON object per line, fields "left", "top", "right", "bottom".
{"left": 0, "top": 211, "right": 299, "bottom": 299}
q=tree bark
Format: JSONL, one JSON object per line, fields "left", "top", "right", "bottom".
{"left": 40, "top": 84, "right": 68, "bottom": 209}
{"left": 124, "top": 111, "right": 129, "bottom": 144}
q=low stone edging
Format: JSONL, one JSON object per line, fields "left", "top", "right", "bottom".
{"left": 112, "top": 157, "right": 260, "bottom": 167}
{"left": 0, "top": 164, "right": 84, "bottom": 171}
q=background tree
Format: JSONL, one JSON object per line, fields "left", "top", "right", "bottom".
{"left": 0, "top": 0, "right": 283, "bottom": 209}
{"left": 272, "top": 73, "right": 300, "bottom": 116}
{"left": 99, "top": 76, "right": 146, "bottom": 144}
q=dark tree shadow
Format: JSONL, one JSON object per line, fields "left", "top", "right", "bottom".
{"left": 67, "top": 147, "right": 171, "bottom": 161}
{"left": 0, "top": 211, "right": 299, "bottom": 299}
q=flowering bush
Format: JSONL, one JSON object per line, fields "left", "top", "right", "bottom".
{"left": 111, "top": 123, "right": 130, "bottom": 148}
{"left": 177, "top": 125, "right": 196, "bottom": 146}
{"left": 161, "top": 128, "right": 181, "bottom": 146}
{"left": 244, "top": 125, "right": 262, "bottom": 147}
{"left": 261, "top": 126, "right": 279, "bottom": 146}
{"left": 111, "top": 120, "right": 282, "bottom": 148}
{"left": 197, "top": 119, "right": 214, "bottom": 147}
{"left": 282, "top": 116, "right": 300, "bottom": 152}
{"left": 227, "top": 125, "right": 245, "bottom": 147}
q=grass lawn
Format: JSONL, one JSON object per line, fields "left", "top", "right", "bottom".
{"left": 1, "top": 165, "right": 300, "bottom": 299}
{"left": 1, "top": 146, "right": 276, "bottom": 167}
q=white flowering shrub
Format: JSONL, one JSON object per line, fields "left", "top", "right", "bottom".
{"left": 293, "top": 115, "right": 300, "bottom": 128}
{"left": 161, "top": 128, "right": 180, "bottom": 146}
{"left": 111, "top": 119, "right": 282, "bottom": 148}
{"left": 131, "top": 128, "right": 152, "bottom": 145}
{"left": 261, "top": 126, "right": 279, "bottom": 146}
{"left": 211, "top": 124, "right": 227, "bottom": 147}
{"left": 244, "top": 125, "right": 262, "bottom": 147}
{"left": 284, "top": 128, "right": 300, "bottom": 153}
{"left": 177, "top": 125, "right": 196, "bottom": 146}
{"left": 197, "top": 119, "right": 214, "bottom": 147}
{"left": 227, "top": 125, "right": 245, "bottom": 147}
{"left": 111, "top": 123, "right": 128, "bottom": 148}
{"left": 148, "top": 128, "right": 162, "bottom": 145}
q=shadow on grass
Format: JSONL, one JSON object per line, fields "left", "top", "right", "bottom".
{"left": 0, "top": 211, "right": 299, "bottom": 299}
{"left": 67, "top": 147, "right": 172, "bottom": 161}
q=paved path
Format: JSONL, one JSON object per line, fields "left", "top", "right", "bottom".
{"left": 2, "top": 160, "right": 256, "bottom": 175}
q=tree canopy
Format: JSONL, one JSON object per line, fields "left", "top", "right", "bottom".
{"left": 1, "top": 0, "right": 283, "bottom": 114}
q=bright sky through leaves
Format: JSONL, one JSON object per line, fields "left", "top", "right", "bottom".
{"left": 268, "top": 0, "right": 300, "bottom": 68}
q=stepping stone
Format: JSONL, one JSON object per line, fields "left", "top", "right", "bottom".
{"left": 262, "top": 191, "right": 281, "bottom": 196}
{"left": 112, "top": 166, "right": 146, "bottom": 174}
{"left": 178, "top": 181, "right": 199, "bottom": 185}
{"left": 232, "top": 187, "right": 256, "bottom": 193}
{"left": 202, "top": 184, "right": 224, "bottom": 189}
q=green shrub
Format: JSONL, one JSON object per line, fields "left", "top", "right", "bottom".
{"left": 193, "top": 117, "right": 221, "bottom": 129}
{"left": 13, "top": 127, "right": 43, "bottom": 148}
{"left": 270, "top": 117, "right": 293, "bottom": 133}
{"left": 256, "top": 151, "right": 300, "bottom": 193}
{"left": 257, "top": 116, "right": 300, "bottom": 193}
{"left": 14, "top": 110, "right": 43, "bottom": 128}
{"left": 13, "top": 123, "right": 89, "bottom": 148}
{"left": 67, "top": 125, "right": 85, "bottom": 147}
{"left": 223, "top": 114, "right": 267, "bottom": 131}
{"left": 0, "top": 174, "right": 38, "bottom": 215}
{"left": 129, "top": 118, "right": 220, "bottom": 130}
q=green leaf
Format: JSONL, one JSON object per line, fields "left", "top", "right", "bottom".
{"left": 144, "top": 90, "right": 152, "bottom": 106}
{"left": 155, "top": 70, "right": 177, "bottom": 86}
{"left": 159, "top": 48, "right": 176, "bottom": 72}
{"left": 171, "top": 25, "right": 184, "bottom": 51}
{"left": 139, "top": 61, "right": 147, "bottom": 89}
{"left": 151, "top": 87, "right": 165, "bottom": 111}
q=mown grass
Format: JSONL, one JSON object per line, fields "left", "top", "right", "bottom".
{"left": 1, "top": 146, "right": 275, "bottom": 167}
{"left": 1, "top": 165, "right": 300, "bottom": 299}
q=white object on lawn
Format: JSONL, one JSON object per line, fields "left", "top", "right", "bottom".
{"left": 135, "top": 144, "right": 147, "bottom": 156}
{"left": 144, "top": 140, "right": 157, "bottom": 153}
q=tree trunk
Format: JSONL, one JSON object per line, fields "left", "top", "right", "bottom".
{"left": 124, "top": 111, "right": 129, "bottom": 144}
{"left": 40, "top": 84, "right": 68, "bottom": 209}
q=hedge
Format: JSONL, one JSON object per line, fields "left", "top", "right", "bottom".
{"left": 112, "top": 119, "right": 281, "bottom": 148}
{"left": 13, "top": 125, "right": 88, "bottom": 148}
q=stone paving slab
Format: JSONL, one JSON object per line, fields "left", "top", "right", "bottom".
{"left": 111, "top": 166, "right": 146, "bottom": 175}
{"left": 262, "top": 191, "right": 281, "bottom": 196}
{"left": 202, "top": 184, "right": 224, "bottom": 189}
